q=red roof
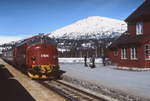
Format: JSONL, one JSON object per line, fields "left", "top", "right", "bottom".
{"left": 125, "top": 0, "right": 150, "bottom": 22}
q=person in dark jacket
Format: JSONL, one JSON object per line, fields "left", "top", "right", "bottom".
{"left": 84, "top": 55, "right": 88, "bottom": 67}
{"left": 102, "top": 55, "right": 106, "bottom": 66}
{"left": 90, "top": 55, "right": 95, "bottom": 68}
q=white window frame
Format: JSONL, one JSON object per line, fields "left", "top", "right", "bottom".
{"left": 136, "top": 22, "right": 143, "bottom": 35}
{"left": 121, "top": 48, "right": 127, "bottom": 59}
{"left": 145, "top": 44, "right": 150, "bottom": 60}
{"left": 130, "top": 48, "right": 137, "bottom": 60}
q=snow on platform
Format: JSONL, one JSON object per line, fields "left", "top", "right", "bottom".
{"left": 59, "top": 59, "right": 150, "bottom": 100}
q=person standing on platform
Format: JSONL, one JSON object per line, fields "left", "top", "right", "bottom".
{"left": 102, "top": 55, "right": 106, "bottom": 66}
{"left": 84, "top": 55, "right": 88, "bottom": 67}
{"left": 90, "top": 55, "right": 95, "bottom": 68}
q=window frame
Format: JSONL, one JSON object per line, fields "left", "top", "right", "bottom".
{"left": 121, "top": 48, "right": 127, "bottom": 59}
{"left": 136, "top": 22, "right": 143, "bottom": 35}
{"left": 145, "top": 44, "right": 150, "bottom": 60}
{"left": 130, "top": 47, "right": 138, "bottom": 60}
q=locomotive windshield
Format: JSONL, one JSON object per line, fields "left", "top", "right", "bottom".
{"left": 28, "top": 36, "right": 57, "bottom": 46}
{"left": 28, "top": 37, "right": 41, "bottom": 46}
{"left": 43, "top": 36, "right": 57, "bottom": 46}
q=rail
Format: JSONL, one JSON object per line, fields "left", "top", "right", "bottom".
{"left": 38, "top": 80, "right": 118, "bottom": 101}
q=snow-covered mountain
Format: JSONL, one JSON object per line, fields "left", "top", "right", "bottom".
{"left": 49, "top": 16, "right": 127, "bottom": 39}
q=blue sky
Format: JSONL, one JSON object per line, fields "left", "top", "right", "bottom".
{"left": 0, "top": 0, "right": 144, "bottom": 37}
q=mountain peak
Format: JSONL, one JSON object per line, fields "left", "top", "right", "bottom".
{"left": 50, "top": 16, "right": 127, "bottom": 39}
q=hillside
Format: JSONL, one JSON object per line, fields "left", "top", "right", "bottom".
{"left": 50, "top": 16, "right": 127, "bottom": 39}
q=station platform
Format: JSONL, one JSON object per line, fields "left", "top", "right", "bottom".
{"left": 0, "top": 64, "right": 36, "bottom": 101}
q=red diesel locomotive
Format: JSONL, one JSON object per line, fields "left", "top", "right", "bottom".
{"left": 2, "top": 34, "right": 59, "bottom": 79}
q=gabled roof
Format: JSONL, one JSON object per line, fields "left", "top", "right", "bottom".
{"left": 109, "top": 33, "right": 150, "bottom": 49}
{"left": 109, "top": 34, "right": 140, "bottom": 49}
{"left": 125, "top": 0, "right": 150, "bottom": 22}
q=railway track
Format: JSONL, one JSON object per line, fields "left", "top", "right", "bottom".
{"left": 39, "top": 80, "right": 117, "bottom": 101}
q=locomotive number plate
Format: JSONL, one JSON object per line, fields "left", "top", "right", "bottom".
{"left": 41, "top": 54, "right": 49, "bottom": 58}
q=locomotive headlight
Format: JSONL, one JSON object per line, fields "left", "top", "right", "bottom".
{"left": 53, "top": 56, "right": 56, "bottom": 59}
{"left": 32, "top": 56, "right": 36, "bottom": 60}
{"left": 53, "top": 55, "right": 58, "bottom": 60}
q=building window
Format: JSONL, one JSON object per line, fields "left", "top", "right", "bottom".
{"left": 145, "top": 44, "right": 150, "bottom": 60}
{"left": 136, "top": 22, "right": 143, "bottom": 35}
{"left": 114, "top": 49, "right": 118, "bottom": 56}
{"left": 130, "top": 48, "right": 137, "bottom": 60}
{"left": 121, "top": 48, "right": 127, "bottom": 59}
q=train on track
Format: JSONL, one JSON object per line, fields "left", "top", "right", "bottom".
{"left": 2, "top": 34, "right": 60, "bottom": 79}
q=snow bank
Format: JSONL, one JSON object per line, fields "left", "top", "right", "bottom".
{"left": 58, "top": 58, "right": 102, "bottom": 64}
{"left": 116, "top": 66, "right": 150, "bottom": 71}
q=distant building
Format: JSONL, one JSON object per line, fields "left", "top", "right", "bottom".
{"left": 108, "top": 0, "right": 150, "bottom": 68}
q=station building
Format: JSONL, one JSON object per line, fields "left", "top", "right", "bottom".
{"left": 108, "top": 0, "right": 150, "bottom": 68}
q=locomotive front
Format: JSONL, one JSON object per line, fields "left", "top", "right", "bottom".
{"left": 26, "top": 36, "right": 59, "bottom": 79}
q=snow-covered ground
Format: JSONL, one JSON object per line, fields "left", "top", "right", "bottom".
{"left": 59, "top": 58, "right": 150, "bottom": 100}
{"left": 59, "top": 57, "right": 102, "bottom": 64}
